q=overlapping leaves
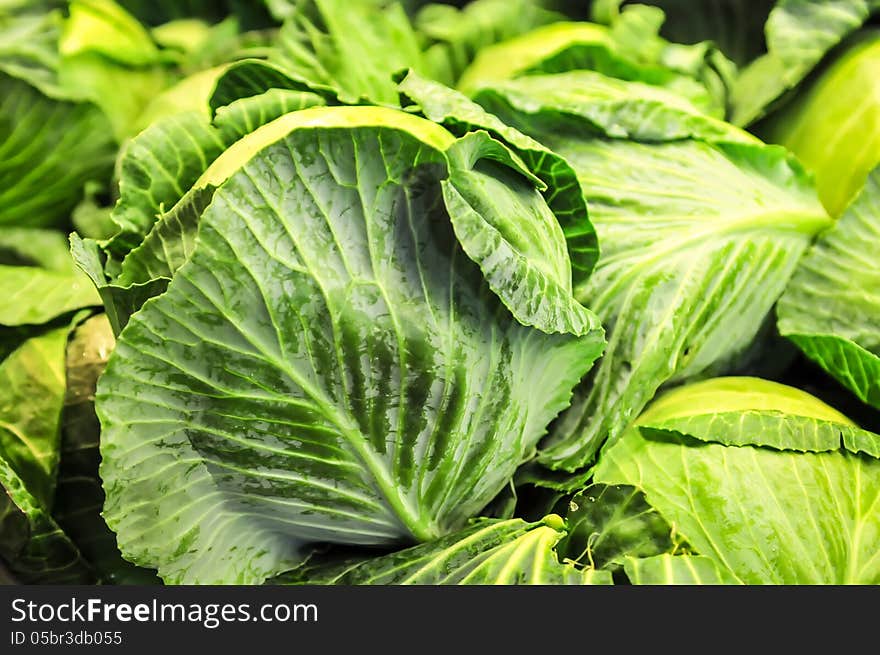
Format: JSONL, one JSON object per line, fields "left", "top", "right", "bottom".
{"left": 276, "top": 517, "right": 611, "bottom": 585}
{"left": 596, "top": 378, "right": 880, "bottom": 584}
{"left": 96, "top": 108, "right": 603, "bottom": 584}
{"left": 7, "top": 0, "right": 879, "bottom": 589}
{"left": 471, "top": 72, "right": 829, "bottom": 471}
{"left": 778, "top": 166, "right": 880, "bottom": 410}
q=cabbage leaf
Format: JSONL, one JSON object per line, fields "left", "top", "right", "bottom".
{"left": 778, "top": 166, "right": 880, "bottom": 410}
{"left": 473, "top": 72, "right": 830, "bottom": 471}
{"left": 595, "top": 378, "right": 880, "bottom": 584}
{"left": 96, "top": 107, "right": 603, "bottom": 584}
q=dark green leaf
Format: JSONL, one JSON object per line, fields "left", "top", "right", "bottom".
{"left": 0, "top": 73, "right": 115, "bottom": 228}
{"left": 443, "top": 131, "right": 601, "bottom": 335}
{"left": 0, "top": 456, "right": 94, "bottom": 584}
{"left": 558, "top": 484, "right": 682, "bottom": 571}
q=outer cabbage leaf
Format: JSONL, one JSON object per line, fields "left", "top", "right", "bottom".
{"left": 56, "top": 0, "right": 171, "bottom": 140}
{"left": 276, "top": 517, "right": 611, "bottom": 585}
{"left": 595, "top": 377, "right": 880, "bottom": 584}
{"left": 474, "top": 71, "right": 749, "bottom": 143}
{"left": 0, "top": 9, "right": 63, "bottom": 97}
{"left": 0, "top": 266, "right": 100, "bottom": 327}
{"left": 0, "top": 236, "right": 100, "bottom": 513}
{"left": 111, "top": 111, "right": 228, "bottom": 237}
{"left": 637, "top": 377, "right": 880, "bottom": 455}
{"left": 72, "top": 91, "right": 328, "bottom": 334}
{"left": 213, "top": 88, "right": 328, "bottom": 142}
{"left": 0, "top": 2, "right": 189, "bottom": 228}
{"left": 732, "top": 0, "right": 880, "bottom": 126}
{"left": 209, "top": 59, "right": 339, "bottom": 111}
{"left": 442, "top": 131, "right": 600, "bottom": 336}
{"left": 0, "top": 228, "right": 75, "bottom": 271}
{"left": 398, "top": 70, "right": 599, "bottom": 285}
{"left": 761, "top": 31, "right": 880, "bottom": 217}
{"left": 71, "top": 182, "right": 117, "bottom": 241}
{"left": 132, "top": 65, "right": 227, "bottom": 133}
{"left": 474, "top": 73, "right": 830, "bottom": 471}
{"left": 590, "top": 3, "right": 737, "bottom": 116}
{"left": 623, "top": 554, "right": 737, "bottom": 585}
{"left": 133, "top": 18, "right": 284, "bottom": 126}
{"left": 61, "top": 0, "right": 160, "bottom": 68}
{"left": 778, "top": 166, "right": 880, "bottom": 409}
{"left": 556, "top": 483, "right": 683, "bottom": 572}
{"left": 0, "top": 71, "right": 115, "bottom": 228}
{"left": 77, "top": 88, "right": 600, "bottom": 338}
{"left": 0, "top": 316, "right": 98, "bottom": 584}
{"left": 97, "top": 108, "right": 603, "bottom": 584}
{"left": 0, "top": 228, "right": 100, "bottom": 327}
{"left": 70, "top": 234, "right": 170, "bottom": 338}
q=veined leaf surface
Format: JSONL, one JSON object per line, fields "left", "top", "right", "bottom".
{"left": 97, "top": 108, "right": 603, "bottom": 584}
{"left": 0, "top": 73, "right": 114, "bottom": 227}
{"left": 72, "top": 90, "right": 328, "bottom": 334}
{"left": 623, "top": 554, "right": 737, "bottom": 585}
{"left": 474, "top": 73, "right": 829, "bottom": 471}
{"left": 277, "top": 517, "right": 611, "bottom": 585}
{"left": 399, "top": 70, "right": 600, "bottom": 286}
{"left": 595, "top": 378, "right": 880, "bottom": 584}
{"left": 778, "top": 166, "right": 880, "bottom": 409}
